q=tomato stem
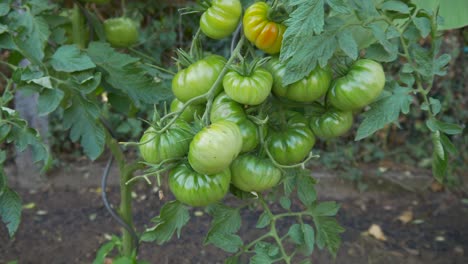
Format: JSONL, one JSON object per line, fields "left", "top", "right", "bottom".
{"left": 71, "top": 4, "right": 86, "bottom": 49}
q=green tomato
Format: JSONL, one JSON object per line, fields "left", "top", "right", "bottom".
{"left": 188, "top": 120, "right": 243, "bottom": 175}
{"left": 170, "top": 98, "right": 205, "bottom": 122}
{"left": 172, "top": 55, "right": 226, "bottom": 102}
{"left": 169, "top": 163, "right": 231, "bottom": 206}
{"left": 230, "top": 154, "right": 281, "bottom": 192}
{"left": 309, "top": 106, "right": 353, "bottom": 139}
{"left": 267, "top": 111, "right": 315, "bottom": 165}
{"left": 104, "top": 17, "right": 139, "bottom": 48}
{"left": 223, "top": 68, "right": 273, "bottom": 105}
{"left": 328, "top": 59, "right": 385, "bottom": 110}
{"left": 266, "top": 57, "right": 332, "bottom": 102}
{"left": 139, "top": 121, "right": 193, "bottom": 164}
{"left": 210, "top": 92, "right": 259, "bottom": 152}
{"left": 200, "top": 0, "right": 242, "bottom": 39}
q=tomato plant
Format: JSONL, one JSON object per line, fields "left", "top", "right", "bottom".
{"left": 0, "top": 0, "right": 465, "bottom": 263}
{"left": 200, "top": 0, "right": 242, "bottom": 39}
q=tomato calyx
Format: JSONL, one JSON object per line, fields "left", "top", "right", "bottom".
{"left": 267, "top": 4, "right": 288, "bottom": 24}
{"left": 228, "top": 57, "right": 271, "bottom": 77}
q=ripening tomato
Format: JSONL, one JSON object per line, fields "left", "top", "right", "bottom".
{"left": 172, "top": 55, "right": 226, "bottom": 102}
{"left": 188, "top": 120, "right": 243, "bottom": 175}
{"left": 267, "top": 111, "right": 315, "bottom": 165}
{"left": 243, "top": 2, "right": 286, "bottom": 54}
{"left": 223, "top": 68, "right": 273, "bottom": 105}
{"left": 309, "top": 106, "right": 353, "bottom": 139}
{"left": 200, "top": 0, "right": 242, "bottom": 39}
{"left": 139, "top": 121, "right": 193, "bottom": 164}
{"left": 104, "top": 17, "right": 139, "bottom": 48}
{"left": 169, "top": 163, "right": 231, "bottom": 206}
{"left": 327, "top": 59, "right": 385, "bottom": 110}
{"left": 170, "top": 98, "right": 205, "bottom": 122}
{"left": 230, "top": 154, "right": 281, "bottom": 192}
{"left": 266, "top": 57, "right": 332, "bottom": 102}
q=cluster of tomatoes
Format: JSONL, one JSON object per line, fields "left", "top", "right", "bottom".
{"left": 138, "top": 0, "right": 386, "bottom": 207}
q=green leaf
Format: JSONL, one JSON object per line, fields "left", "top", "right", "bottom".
{"left": 112, "top": 257, "right": 133, "bottom": 264}
{"left": 426, "top": 118, "right": 463, "bottom": 135}
{"left": 412, "top": 0, "right": 468, "bottom": 30}
{"left": 380, "top": 1, "right": 410, "bottom": 14}
{"left": 314, "top": 216, "right": 344, "bottom": 257}
{"left": 250, "top": 242, "right": 278, "bottom": 264}
{"left": 326, "top": 0, "right": 352, "bottom": 14}
{"left": 432, "top": 139, "right": 448, "bottom": 183}
{"left": 11, "top": 126, "right": 49, "bottom": 164}
{"left": 63, "top": 97, "right": 105, "bottom": 160}
{"left": 206, "top": 232, "right": 243, "bottom": 253}
{"left": 0, "top": 3, "right": 10, "bottom": 16}
{"left": 285, "top": 0, "right": 325, "bottom": 35}
{"left": 70, "top": 71, "right": 102, "bottom": 94}
{"left": 297, "top": 174, "right": 317, "bottom": 207}
{"left": 30, "top": 76, "right": 53, "bottom": 89}
{"left": 440, "top": 133, "right": 457, "bottom": 155}
{"left": 37, "top": 88, "right": 64, "bottom": 115}
{"left": 225, "top": 256, "right": 239, "bottom": 264}
{"left": 92, "top": 237, "right": 118, "bottom": 264}
{"left": 413, "top": 17, "right": 431, "bottom": 38}
{"left": 0, "top": 167, "right": 6, "bottom": 197}
{"left": 309, "top": 201, "right": 340, "bottom": 217}
{"left": 229, "top": 184, "right": 256, "bottom": 200}
{"left": 50, "top": 45, "right": 96, "bottom": 72}
{"left": 87, "top": 42, "right": 167, "bottom": 106}
{"left": 287, "top": 224, "right": 315, "bottom": 256}
{"left": 338, "top": 30, "right": 358, "bottom": 60}
{"left": 287, "top": 224, "right": 303, "bottom": 244}
{"left": 141, "top": 201, "right": 189, "bottom": 244}
{"left": 429, "top": 97, "right": 441, "bottom": 115}
{"left": 7, "top": 9, "right": 50, "bottom": 63}
{"left": 205, "top": 204, "right": 242, "bottom": 252}
{"left": 355, "top": 85, "right": 413, "bottom": 141}
{"left": 365, "top": 42, "right": 398, "bottom": 62}
{"left": 279, "top": 196, "right": 291, "bottom": 210}
{"left": 0, "top": 187, "right": 22, "bottom": 237}
{"left": 256, "top": 211, "right": 271, "bottom": 229}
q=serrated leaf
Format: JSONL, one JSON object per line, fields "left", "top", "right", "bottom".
{"left": 433, "top": 54, "right": 451, "bottom": 76}
{"left": 207, "top": 232, "right": 243, "bottom": 253}
{"left": 250, "top": 242, "right": 278, "bottom": 264}
{"left": 50, "top": 45, "right": 96, "bottom": 72}
{"left": 141, "top": 201, "right": 189, "bottom": 244}
{"left": 38, "top": 88, "right": 64, "bottom": 115}
{"left": 355, "top": 85, "right": 413, "bottom": 140}
{"left": 70, "top": 71, "right": 102, "bottom": 94}
{"left": 365, "top": 42, "right": 398, "bottom": 62}
{"left": 63, "top": 97, "right": 105, "bottom": 160}
{"left": 302, "top": 224, "right": 315, "bottom": 255}
{"left": 288, "top": 224, "right": 303, "bottom": 244}
{"left": 297, "top": 175, "right": 317, "bottom": 207}
{"left": 309, "top": 201, "right": 340, "bottom": 216}
{"left": 326, "top": 0, "right": 351, "bottom": 14}
{"left": 0, "top": 187, "right": 22, "bottom": 237}
{"left": 380, "top": 1, "right": 410, "bottom": 14}
{"left": 256, "top": 211, "right": 271, "bottom": 229}
{"left": 205, "top": 204, "right": 242, "bottom": 252}
{"left": 87, "top": 42, "right": 165, "bottom": 106}
{"left": 426, "top": 118, "right": 463, "bottom": 135}
{"left": 338, "top": 30, "right": 358, "bottom": 60}
{"left": 314, "top": 216, "right": 344, "bottom": 257}
{"left": 428, "top": 97, "right": 441, "bottom": 115}
{"left": 11, "top": 126, "right": 49, "bottom": 164}
{"left": 413, "top": 17, "right": 431, "bottom": 38}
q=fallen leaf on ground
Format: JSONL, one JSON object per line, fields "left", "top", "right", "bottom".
{"left": 397, "top": 210, "right": 413, "bottom": 224}
{"left": 368, "top": 224, "right": 387, "bottom": 241}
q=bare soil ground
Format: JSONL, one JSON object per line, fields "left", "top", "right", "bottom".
{"left": 1, "top": 160, "right": 467, "bottom": 264}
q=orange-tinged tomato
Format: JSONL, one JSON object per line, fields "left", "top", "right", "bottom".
{"left": 243, "top": 2, "right": 286, "bottom": 54}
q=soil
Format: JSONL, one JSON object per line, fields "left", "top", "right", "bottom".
{"left": 1, "top": 160, "right": 468, "bottom": 264}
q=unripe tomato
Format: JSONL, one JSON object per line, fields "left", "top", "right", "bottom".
{"left": 200, "top": 0, "right": 242, "bottom": 39}
{"left": 104, "top": 17, "right": 139, "bottom": 48}
{"left": 267, "top": 57, "right": 332, "bottom": 102}
{"left": 328, "top": 59, "right": 385, "bottom": 110}
{"left": 230, "top": 154, "right": 281, "bottom": 192}
{"left": 243, "top": 2, "right": 286, "bottom": 54}
{"left": 139, "top": 121, "right": 193, "bottom": 164}
{"left": 267, "top": 111, "right": 315, "bottom": 165}
{"left": 211, "top": 93, "right": 260, "bottom": 153}
{"left": 170, "top": 98, "right": 205, "bottom": 122}
{"left": 172, "top": 55, "right": 226, "bottom": 102}
{"left": 309, "top": 106, "right": 353, "bottom": 139}
{"left": 169, "top": 163, "right": 231, "bottom": 206}
{"left": 223, "top": 68, "right": 273, "bottom": 105}
{"left": 188, "top": 120, "right": 243, "bottom": 175}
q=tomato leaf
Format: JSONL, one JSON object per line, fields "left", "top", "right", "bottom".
{"left": 379, "top": 1, "right": 410, "bottom": 14}
{"left": 141, "top": 201, "right": 190, "bottom": 244}
{"left": 250, "top": 242, "right": 279, "bottom": 264}
{"left": 87, "top": 42, "right": 168, "bottom": 106}
{"left": 313, "top": 216, "right": 345, "bottom": 257}
{"left": 0, "top": 187, "right": 22, "bottom": 237}
{"left": 297, "top": 174, "right": 317, "bottom": 207}
{"left": 355, "top": 84, "right": 413, "bottom": 141}
{"left": 287, "top": 224, "right": 315, "bottom": 256}
{"left": 338, "top": 30, "right": 358, "bottom": 60}
{"left": 309, "top": 201, "right": 340, "bottom": 217}
{"left": 37, "top": 88, "right": 64, "bottom": 116}
{"left": 413, "top": 17, "right": 431, "bottom": 38}
{"left": 49, "top": 45, "right": 96, "bottom": 72}
{"left": 92, "top": 236, "right": 120, "bottom": 264}
{"left": 256, "top": 211, "right": 272, "bottom": 229}
{"left": 205, "top": 204, "right": 243, "bottom": 252}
